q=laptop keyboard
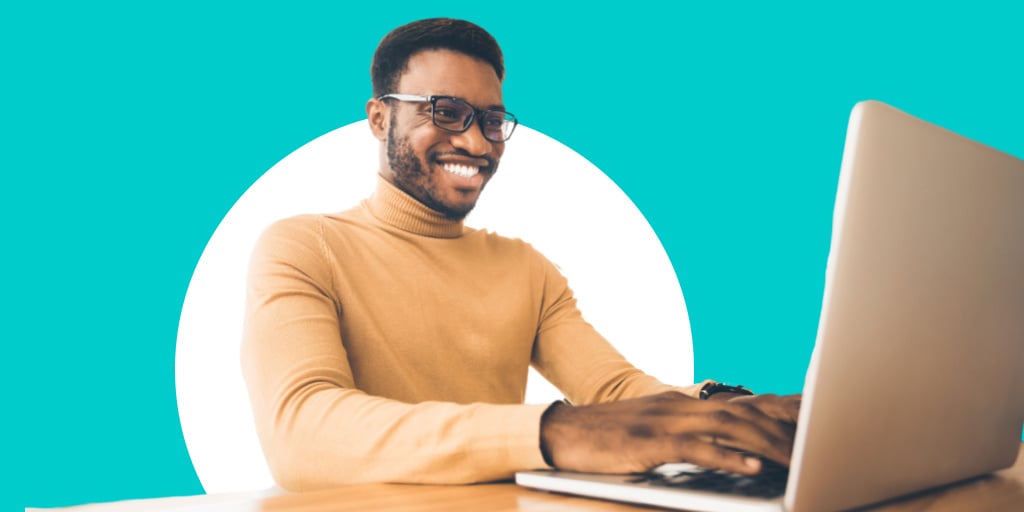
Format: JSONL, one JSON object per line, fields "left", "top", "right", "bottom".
{"left": 628, "top": 458, "right": 789, "bottom": 499}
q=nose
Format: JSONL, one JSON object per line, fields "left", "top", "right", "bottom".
{"left": 449, "top": 120, "right": 494, "bottom": 157}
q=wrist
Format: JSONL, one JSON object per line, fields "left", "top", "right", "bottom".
{"left": 539, "top": 400, "right": 567, "bottom": 467}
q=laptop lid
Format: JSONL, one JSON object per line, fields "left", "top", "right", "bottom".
{"left": 785, "top": 100, "right": 1024, "bottom": 511}
{"left": 516, "top": 101, "right": 1024, "bottom": 512}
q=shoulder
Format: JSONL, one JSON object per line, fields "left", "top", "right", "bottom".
{"left": 248, "top": 213, "right": 353, "bottom": 290}
{"left": 251, "top": 202, "right": 377, "bottom": 268}
{"left": 251, "top": 212, "right": 353, "bottom": 273}
{"left": 469, "top": 227, "right": 544, "bottom": 258}
{"left": 468, "top": 228, "right": 564, "bottom": 276}
{"left": 255, "top": 214, "right": 327, "bottom": 253}
{"left": 255, "top": 203, "right": 367, "bottom": 252}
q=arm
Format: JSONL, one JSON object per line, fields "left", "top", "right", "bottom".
{"left": 240, "top": 218, "right": 548, "bottom": 490}
{"left": 529, "top": 253, "right": 704, "bottom": 403}
{"left": 527, "top": 252, "right": 800, "bottom": 474}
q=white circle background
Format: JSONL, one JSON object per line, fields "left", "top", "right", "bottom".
{"left": 175, "top": 122, "right": 694, "bottom": 493}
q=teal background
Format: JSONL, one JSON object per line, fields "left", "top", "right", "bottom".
{"left": 4, "top": 2, "right": 1022, "bottom": 509}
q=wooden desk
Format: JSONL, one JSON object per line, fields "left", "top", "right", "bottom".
{"left": 36, "top": 443, "right": 1024, "bottom": 512}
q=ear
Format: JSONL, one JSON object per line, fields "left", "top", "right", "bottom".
{"left": 367, "top": 98, "right": 388, "bottom": 141}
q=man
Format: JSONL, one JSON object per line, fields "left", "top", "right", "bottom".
{"left": 241, "top": 18, "right": 799, "bottom": 492}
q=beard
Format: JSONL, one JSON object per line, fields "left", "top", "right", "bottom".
{"left": 386, "top": 119, "right": 484, "bottom": 221}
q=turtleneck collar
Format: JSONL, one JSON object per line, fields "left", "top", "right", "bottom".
{"left": 365, "top": 175, "right": 466, "bottom": 239}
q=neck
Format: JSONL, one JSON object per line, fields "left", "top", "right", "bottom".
{"left": 366, "top": 175, "right": 466, "bottom": 238}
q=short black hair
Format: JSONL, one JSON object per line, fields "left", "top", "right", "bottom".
{"left": 371, "top": 18, "right": 504, "bottom": 98}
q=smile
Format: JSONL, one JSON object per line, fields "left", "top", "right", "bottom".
{"left": 441, "top": 162, "right": 480, "bottom": 178}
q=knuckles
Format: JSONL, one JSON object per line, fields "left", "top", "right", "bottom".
{"left": 707, "top": 409, "right": 739, "bottom": 425}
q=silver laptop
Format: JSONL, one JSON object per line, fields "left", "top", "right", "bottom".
{"left": 516, "top": 100, "right": 1024, "bottom": 512}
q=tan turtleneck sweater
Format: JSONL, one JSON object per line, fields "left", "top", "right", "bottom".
{"left": 241, "top": 176, "right": 701, "bottom": 490}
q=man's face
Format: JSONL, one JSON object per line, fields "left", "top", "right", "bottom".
{"left": 376, "top": 49, "right": 505, "bottom": 220}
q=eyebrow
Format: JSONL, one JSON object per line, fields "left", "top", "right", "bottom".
{"left": 474, "top": 99, "right": 506, "bottom": 111}
{"left": 439, "top": 94, "right": 507, "bottom": 112}
{"left": 475, "top": 99, "right": 507, "bottom": 112}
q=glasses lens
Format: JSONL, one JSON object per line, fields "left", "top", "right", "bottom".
{"left": 432, "top": 97, "right": 474, "bottom": 131}
{"left": 481, "top": 111, "right": 516, "bottom": 142}
{"left": 429, "top": 96, "right": 517, "bottom": 142}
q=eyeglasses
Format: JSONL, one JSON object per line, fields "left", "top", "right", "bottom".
{"left": 377, "top": 93, "right": 518, "bottom": 142}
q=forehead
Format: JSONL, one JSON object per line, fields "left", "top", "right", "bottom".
{"left": 395, "top": 49, "right": 504, "bottom": 107}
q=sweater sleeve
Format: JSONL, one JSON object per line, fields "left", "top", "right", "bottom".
{"left": 240, "top": 217, "right": 550, "bottom": 490}
{"left": 528, "top": 251, "right": 706, "bottom": 405}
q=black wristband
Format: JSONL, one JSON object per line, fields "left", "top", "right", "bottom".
{"left": 699, "top": 382, "right": 754, "bottom": 400}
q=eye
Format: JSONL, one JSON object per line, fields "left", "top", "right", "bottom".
{"left": 483, "top": 114, "right": 506, "bottom": 127}
{"left": 434, "top": 107, "right": 461, "bottom": 122}
{"left": 432, "top": 98, "right": 471, "bottom": 125}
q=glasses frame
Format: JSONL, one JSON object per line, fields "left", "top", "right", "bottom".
{"left": 377, "top": 93, "right": 518, "bottom": 143}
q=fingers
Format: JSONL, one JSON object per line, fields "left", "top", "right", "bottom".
{"left": 627, "top": 434, "right": 764, "bottom": 476}
{"left": 539, "top": 392, "right": 800, "bottom": 475}
{"left": 664, "top": 405, "right": 795, "bottom": 467}
{"left": 778, "top": 394, "right": 802, "bottom": 422}
{"left": 672, "top": 436, "right": 765, "bottom": 475}
{"left": 729, "top": 394, "right": 802, "bottom": 424}
{"left": 627, "top": 394, "right": 796, "bottom": 467}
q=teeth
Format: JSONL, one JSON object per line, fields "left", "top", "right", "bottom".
{"left": 442, "top": 162, "right": 479, "bottom": 178}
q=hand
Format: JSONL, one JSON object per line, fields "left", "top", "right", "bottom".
{"left": 539, "top": 391, "right": 799, "bottom": 476}
{"left": 713, "top": 393, "right": 801, "bottom": 424}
